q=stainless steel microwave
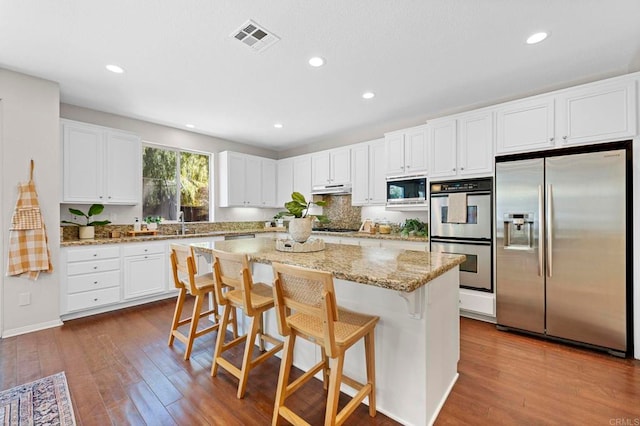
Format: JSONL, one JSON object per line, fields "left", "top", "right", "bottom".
{"left": 386, "top": 175, "right": 427, "bottom": 207}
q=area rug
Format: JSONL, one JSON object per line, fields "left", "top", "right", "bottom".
{"left": 0, "top": 372, "right": 76, "bottom": 425}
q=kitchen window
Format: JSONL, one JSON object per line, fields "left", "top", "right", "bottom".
{"left": 142, "top": 144, "right": 211, "bottom": 222}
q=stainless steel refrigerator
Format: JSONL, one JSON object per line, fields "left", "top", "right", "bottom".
{"left": 495, "top": 142, "right": 630, "bottom": 356}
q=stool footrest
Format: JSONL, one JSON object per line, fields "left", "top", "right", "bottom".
{"left": 286, "top": 360, "right": 326, "bottom": 395}
{"left": 279, "top": 407, "right": 311, "bottom": 426}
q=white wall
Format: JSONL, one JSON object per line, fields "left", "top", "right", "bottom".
{"left": 60, "top": 104, "right": 281, "bottom": 224}
{"left": 0, "top": 68, "right": 62, "bottom": 337}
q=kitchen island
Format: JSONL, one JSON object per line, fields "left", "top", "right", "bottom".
{"left": 192, "top": 237, "right": 464, "bottom": 426}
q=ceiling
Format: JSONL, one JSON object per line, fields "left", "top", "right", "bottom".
{"left": 2, "top": 1, "right": 640, "bottom": 152}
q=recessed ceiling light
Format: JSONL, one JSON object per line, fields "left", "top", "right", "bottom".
{"left": 105, "top": 64, "right": 125, "bottom": 74}
{"left": 274, "top": 123, "right": 283, "bottom": 129}
{"left": 308, "top": 57, "right": 325, "bottom": 67}
{"left": 185, "top": 124, "right": 195, "bottom": 129}
{"left": 362, "top": 92, "right": 375, "bottom": 99}
{"left": 526, "top": 32, "right": 548, "bottom": 45}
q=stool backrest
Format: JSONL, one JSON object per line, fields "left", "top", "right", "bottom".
{"left": 170, "top": 244, "right": 197, "bottom": 294}
{"left": 272, "top": 262, "right": 340, "bottom": 356}
{"left": 211, "top": 249, "right": 255, "bottom": 315}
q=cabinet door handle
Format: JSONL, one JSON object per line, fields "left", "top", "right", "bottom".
{"left": 93, "top": 266, "right": 98, "bottom": 270}
{"left": 108, "top": 196, "right": 112, "bottom": 199}
{"left": 452, "top": 168, "right": 456, "bottom": 172}
{"left": 93, "top": 298, "right": 98, "bottom": 302}
{"left": 93, "top": 281, "right": 98, "bottom": 285}
{"left": 460, "top": 167, "right": 464, "bottom": 171}
{"left": 549, "top": 137, "right": 555, "bottom": 143}
{"left": 563, "top": 135, "right": 568, "bottom": 141}
{"left": 93, "top": 254, "right": 97, "bottom": 257}
{"left": 406, "top": 165, "right": 411, "bottom": 169}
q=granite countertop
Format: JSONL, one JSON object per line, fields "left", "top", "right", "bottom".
{"left": 60, "top": 227, "right": 428, "bottom": 247}
{"left": 311, "top": 229, "right": 429, "bottom": 242}
{"left": 192, "top": 237, "right": 463, "bottom": 293}
{"left": 60, "top": 228, "right": 283, "bottom": 247}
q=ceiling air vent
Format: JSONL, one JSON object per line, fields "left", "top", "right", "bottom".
{"left": 230, "top": 19, "right": 280, "bottom": 52}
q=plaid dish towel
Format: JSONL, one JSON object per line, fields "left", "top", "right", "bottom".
{"left": 6, "top": 179, "right": 53, "bottom": 280}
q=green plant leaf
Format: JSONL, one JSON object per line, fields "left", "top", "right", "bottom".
{"left": 291, "top": 192, "right": 306, "bottom": 205}
{"left": 284, "top": 201, "right": 304, "bottom": 218}
{"left": 88, "top": 204, "right": 105, "bottom": 217}
{"left": 88, "top": 220, "right": 111, "bottom": 226}
{"left": 68, "top": 208, "right": 88, "bottom": 218}
{"left": 314, "top": 200, "right": 327, "bottom": 207}
{"left": 60, "top": 220, "right": 81, "bottom": 226}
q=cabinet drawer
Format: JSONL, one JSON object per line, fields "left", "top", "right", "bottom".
{"left": 67, "top": 246, "right": 120, "bottom": 262}
{"left": 66, "top": 287, "right": 120, "bottom": 312}
{"left": 122, "top": 244, "right": 165, "bottom": 257}
{"left": 67, "top": 270, "right": 120, "bottom": 294}
{"left": 67, "top": 258, "right": 120, "bottom": 275}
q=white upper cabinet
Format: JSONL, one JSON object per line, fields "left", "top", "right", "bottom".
{"left": 105, "top": 131, "right": 141, "bottom": 204}
{"left": 62, "top": 119, "right": 141, "bottom": 204}
{"left": 458, "top": 112, "right": 494, "bottom": 176}
{"left": 293, "top": 155, "right": 313, "bottom": 201}
{"left": 277, "top": 155, "right": 313, "bottom": 207}
{"left": 385, "top": 125, "right": 428, "bottom": 176}
{"left": 218, "top": 151, "right": 277, "bottom": 208}
{"left": 276, "top": 158, "right": 293, "bottom": 209}
{"left": 429, "top": 112, "right": 494, "bottom": 179}
{"left": 496, "top": 78, "right": 637, "bottom": 154}
{"left": 428, "top": 119, "right": 457, "bottom": 178}
{"left": 260, "top": 158, "right": 277, "bottom": 207}
{"left": 351, "top": 138, "right": 386, "bottom": 206}
{"left": 556, "top": 79, "right": 637, "bottom": 146}
{"left": 496, "top": 96, "right": 555, "bottom": 154}
{"left": 311, "top": 147, "right": 351, "bottom": 186}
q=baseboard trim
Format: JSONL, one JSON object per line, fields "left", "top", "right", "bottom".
{"left": 460, "top": 309, "right": 496, "bottom": 324}
{"left": 2, "top": 319, "right": 64, "bottom": 338}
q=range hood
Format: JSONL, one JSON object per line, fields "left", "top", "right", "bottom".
{"left": 311, "top": 183, "right": 352, "bottom": 195}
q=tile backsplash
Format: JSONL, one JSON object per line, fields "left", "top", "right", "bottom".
{"left": 319, "top": 194, "right": 362, "bottom": 229}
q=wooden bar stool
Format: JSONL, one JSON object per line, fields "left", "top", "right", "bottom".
{"left": 210, "top": 249, "right": 284, "bottom": 399}
{"left": 271, "top": 262, "right": 379, "bottom": 426}
{"left": 168, "top": 244, "right": 237, "bottom": 360}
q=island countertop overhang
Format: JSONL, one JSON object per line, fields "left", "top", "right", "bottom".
{"left": 191, "top": 237, "right": 465, "bottom": 293}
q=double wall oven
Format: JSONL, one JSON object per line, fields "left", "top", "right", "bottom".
{"left": 429, "top": 178, "right": 493, "bottom": 292}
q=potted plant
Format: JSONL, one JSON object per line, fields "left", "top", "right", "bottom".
{"left": 400, "top": 218, "right": 428, "bottom": 238}
{"left": 280, "top": 192, "right": 327, "bottom": 242}
{"left": 144, "top": 215, "right": 162, "bottom": 230}
{"left": 61, "top": 204, "right": 111, "bottom": 239}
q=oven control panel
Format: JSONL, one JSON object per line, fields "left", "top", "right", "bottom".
{"left": 431, "top": 178, "right": 492, "bottom": 194}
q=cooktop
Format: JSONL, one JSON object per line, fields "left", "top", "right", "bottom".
{"left": 312, "top": 228, "right": 358, "bottom": 233}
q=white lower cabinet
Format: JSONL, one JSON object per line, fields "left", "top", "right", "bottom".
{"left": 63, "top": 246, "right": 121, "bottom": 314}
{"left": 123, "top": 243, "right": 166, "bottom": 299}
{"left": 62, "top": 242, "right": 173, "bottom": 318}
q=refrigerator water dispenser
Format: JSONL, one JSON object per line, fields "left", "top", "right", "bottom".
{"left": 503, "top": 213, "right": 534, "bottom": 249}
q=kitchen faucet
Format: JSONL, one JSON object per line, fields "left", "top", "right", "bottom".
{"left": 178, "top": 211, "right": 188, "bottom": 235}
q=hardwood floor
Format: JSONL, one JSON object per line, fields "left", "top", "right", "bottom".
{"left": 1, "top": 298, "right": 638, "bottom": 425}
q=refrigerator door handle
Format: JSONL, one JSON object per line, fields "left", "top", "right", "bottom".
{"left": 546, "top": 184, "right": 553, "bottom": 277}
{"left": 538, "top": 185, "right": 544, "bottom": 276}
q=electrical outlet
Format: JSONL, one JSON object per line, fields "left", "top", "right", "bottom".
{"left": 18, "top": 292, "right": 31, "bottom": 306}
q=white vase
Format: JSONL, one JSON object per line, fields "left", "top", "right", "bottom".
{"left": 288, "top": 217, "right": 312, "bottom": 243}
{"left": 79, "top": 226, "right": 95, "bottom": 239}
